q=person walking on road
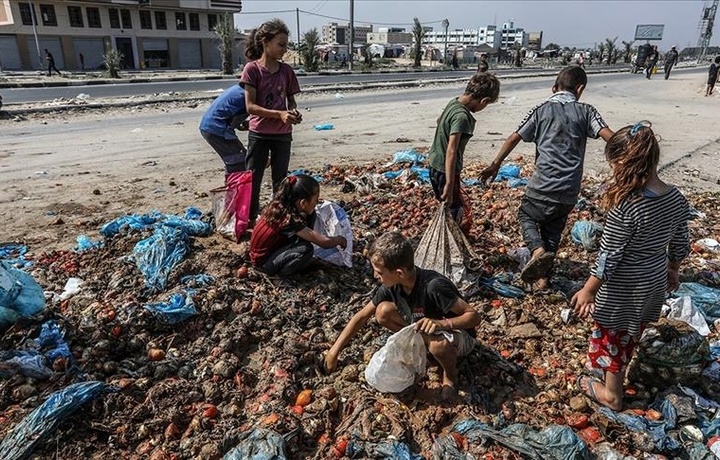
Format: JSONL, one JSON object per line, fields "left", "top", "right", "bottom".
{"left": 663, "top": 46, "right": 679, "bottom": 80}
{"left": 645, "top": 45, "right": 659, "bottom": 80}
{"left": 45, "top": 49, "right": 61, "bottom": 76}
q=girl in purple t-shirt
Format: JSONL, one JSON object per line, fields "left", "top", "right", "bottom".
{"left": 240, "top": 19, "right": 302, "bottom": 223}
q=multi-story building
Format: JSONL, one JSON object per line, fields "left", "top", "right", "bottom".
{"left": 422, "top": 26, "right": 500, "bottom": 50}
{"left": 499, "top": 21, "right": 527, "bottom": 49}
{"left": 366, "top": 27, "right": 411, "bottom": 45}
{"left": 0, "top": 0, "right": 242, "bottom": 71}
{"left": 321, "top": 22, "right": 372, "bottom": 45}
{"left": 527, "top": 31, "right": 543, "bottom": 51}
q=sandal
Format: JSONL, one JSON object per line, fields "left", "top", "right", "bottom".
{"left": 577, "top": 375, "right": 602, "bottom": 404}
{"left": 521, "top": 252, "right": 555, "bottom": 283}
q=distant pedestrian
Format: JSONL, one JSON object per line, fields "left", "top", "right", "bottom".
{"left": 79, "top": 52, "right": 85, "bottom": 71}
{"left": 706, "top": 56, "right": 720, "bottom": 96}
{"left": 663, "top": 46, "right": 678, "bottom": 80}
{"left": 451, "top": 51, "right": 459, "bottom": 70}
{"left": 45, "top": 49, "right": 61, "bottom": 76}
{"left": 577, "top": 52, "right": 586, "bottom": 69}
{"left": 240, "top": 19, "right": 302, "bottom": 225}
{"left": 477, "top": 54, "right": 489, "bottom": 73}
{"left": 645, "top": 45, "right": 659, "bottom": 79}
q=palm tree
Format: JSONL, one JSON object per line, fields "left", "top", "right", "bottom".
{"left": 411, "top": 17, "right": 425, "bottom": 68}
{"left": 213, "top": 13, "right": 236, "bottom": 75}
{"left": 596, "top": 43, "right": 606, "bottom": 64}
{"left": 300, "top": 28, "right": 321, "bottom": 72}
{"left": 605, "top": 36, "right": 618, "bottom": 64}
{"left": 622, "top": 40, "right": 635, "bottom": 63}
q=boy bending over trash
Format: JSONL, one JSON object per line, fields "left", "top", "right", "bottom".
{"left": 479, "top": 66, "right": 614, "bottom": 291}
{"left": 323, "top": 232, "right": 480, "bottom": 400}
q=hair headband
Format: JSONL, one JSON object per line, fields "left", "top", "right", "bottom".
{"left": 629, "top": 120, "right": 652, "bottom": 136}
{"left": 288, "top": 175, "right": 297, "bottom": 186}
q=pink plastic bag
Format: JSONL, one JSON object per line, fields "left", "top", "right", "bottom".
{"left": 210, "top": 171, "right": 252, "bottom": 242}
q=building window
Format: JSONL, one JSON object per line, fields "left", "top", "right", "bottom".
{"left": 87, "top": 7, "right": 101, "bottom": 28}
{"left": 189, "top": 12, "right": 199, "bottom": 31}
{"left": 208, "top": 13, "right": 217, "bottom": 31}
{"left": 18, "top": 3, "right": 36, "bottom": 26}
{"left": 139, "top": 10, "right": 152, "bottom": 29}
{"left": 40, "top": 5, "right": 57, "bottom": 26}
{"left": 120, "top": 9, "right": 132, "bottom": 29}
{"left": 175, "top": 12, "right": 186, "bottom": 30}
{"left": 109, "top": 8, "right": 120, "bottom": 29}
{"left": 68, "top": 6, "right": 83, "bottom": 27}
{"left": 155, "top": 11, "right": 166, "bottom": 30}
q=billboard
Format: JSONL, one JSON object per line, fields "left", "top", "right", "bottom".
{"left": 634, "top": 24, "right": 664, "bottom": 41}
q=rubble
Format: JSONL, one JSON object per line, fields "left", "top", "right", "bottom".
{"left": 1, "top": 153, "right": 719, "bottom": 459}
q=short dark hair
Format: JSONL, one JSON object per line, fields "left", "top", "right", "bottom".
{"left": 367, "top": 232, "right": 414, "bottom": 271}
{"left": 464, "top": 73, "right": 500, "bottom": 103}
{"left": 715, "top": 56, "right": 720, "bottom": 64}
{"left": 554, "top": 66, "right": 587, "bottom": 93}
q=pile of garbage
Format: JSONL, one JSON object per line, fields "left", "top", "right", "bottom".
{"left": 2, "top": 151, "right": 720, "bottom": 459}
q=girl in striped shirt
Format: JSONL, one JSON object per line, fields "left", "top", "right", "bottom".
{"left": 571, "top": 121, "right": 690, "bottom": 410}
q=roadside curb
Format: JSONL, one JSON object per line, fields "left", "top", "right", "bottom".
{"left": 0, "top": 74, "right": 234, "bottom": 89}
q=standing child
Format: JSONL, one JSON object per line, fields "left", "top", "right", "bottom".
{"left": 571, "top": 122, "right": 690, "bottom": 410}
{"left": 706, "top": 56, "right": 720, "bottom": 96}
{"left": 240, "top": 19, "right": 302, "bottom": 224}
{"left": 249, "top": 174, "right": 346, "bottom": 277}
{"left": 480, "top": 66, "right": 614, "bottom": 290}
{"left": 199, "top": 84, "right": 248, "bottom": 176}
{"left": 322, "top": 232, "right": 480, "bottom": 400}
{"left": 428, "top": 73, "right": 500, "bottom": 222}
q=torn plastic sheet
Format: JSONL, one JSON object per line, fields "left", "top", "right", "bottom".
{"left": 0, "top": 260, "right": 45, "bottom": 331}
{"left": 223, "top": 428, "right": 288, "bottom": 460}
{"left": 392, "top": 148, "right": 425, "bottom": 164}
{"left": 74, "top": 235, "right": 103, "bottom": 252}
{"left": 143, "top": 292, "right": 198, "bottom": 324}
{"left": 133, "top": 226, "right": 189, "bottom": 293}
{"left": 0, "top": 244, "right": 33, "bottom": 269}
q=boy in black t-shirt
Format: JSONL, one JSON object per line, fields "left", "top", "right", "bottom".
{"left": 323, "top": 232, "right": 480, "bottom": 400}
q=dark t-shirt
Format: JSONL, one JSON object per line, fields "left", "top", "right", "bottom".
{"left": 249, "top": 213, "right": 309, "bottom": 265}
{"left": 372, "top": 267, "right": 475, "bottom": 335}
{"left": 709, "top": 63, "right": 719, "bottom": 82}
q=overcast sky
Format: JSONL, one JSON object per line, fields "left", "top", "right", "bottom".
{"left": 234, "top": 0, "right": 717, "bottom": 50}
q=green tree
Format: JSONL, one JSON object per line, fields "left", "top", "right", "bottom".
{"left": 411, "top": 17, "right": 425, "bottom": 68}
{"left": 300, "top": 28, "right": 321, "bottom": 72}
{"left": 622, "top": 40, "right": 635, "bottom": 63}
{"left": 102, "top": 48, "right": 122, "bottom": 78}
{"left": 545, "top": 42, "right": 561, "bottom": 51}
{"left": 213, "top": 13, "right": 236, "bottom": 75}
{"left": 596, "top": 42, "right": 606, "bottom": 64}
{"left": 605, "top": 36, "right": 619, "bottom": 64}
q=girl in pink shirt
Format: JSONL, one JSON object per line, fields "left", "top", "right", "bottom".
{"left": 240, "top": 19, "right": 302, "bottom": 223}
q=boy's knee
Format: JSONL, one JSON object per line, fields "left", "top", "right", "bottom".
{"left": 375, "top": 301, "right": 400, "bottom": 328}
{"left": 428, "top": 337, "right": 456, "bottom": 360}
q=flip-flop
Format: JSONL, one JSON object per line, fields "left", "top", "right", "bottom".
{"left": 521, "top": 252, "right": 555, "bottom": 283}
{"left": 585, "top": 365, "right": 605, "bottom": 381}
{"left": 577, "top": 375, "right": 602, "bottom": 404}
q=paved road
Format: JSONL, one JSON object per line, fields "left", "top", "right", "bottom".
{"left": 0, "top": 65, "right": 636, "bottom": 104}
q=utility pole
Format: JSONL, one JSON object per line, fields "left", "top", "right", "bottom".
{"left": 348, "top": 0, "right": 354, "bottom": 71}
{"left": 28, "top": 0, "right": 43, "bottom": 68}
{"left": 442, "top": 18, "right": 449, "bottom": 67}
{"left": 698, "top": 0, "right": 718, "bottom": 61}
{"left": 296, "top": 8, "right": 300, "bottom": 48}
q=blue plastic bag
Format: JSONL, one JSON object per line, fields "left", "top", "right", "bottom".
{"left": 0, "top": 381, "right": 114, "bottom": 460}
{"left": 508, "top": 177, "right": 528, "bottom": 188}
{"left": 223, "top": 428, "right": 287, "bottom": 460}
{"left": 35, "top": 321, "right": 72, "bottom": 362}
{"left": 571, "top": 220, "right": 604, "bottom": 251}
{"left": 347, "top": 438, "right": 422, "bottom": 459}
{"left": 675, "top": 283, "right": 720, "bottom": 322}
{"left": 74, "top": 235, "right": 103, "bottom": 252}
{"left": 0, "top": 351, "right": 52, "bottom": 380}
{"left": 161, "top": 214, "right": 212, "bottom": 237}
{"left": 494, "top": 164, "right": 521, "bottom": 182}
{"left": 0, "top": 244, "right": 33, "bottom": 268}
{"left": 313, "top": 123, "right": 334, "bottom": 131}
{"left": 144, "top": 292, "right": 198, "bottom": 324}
{"left": 180, "top": 274, "right": 215, "bottom": 287}
{"left": 100, "top": 212, "right": 162, "bottom": 237}
{"left": 392, "top": 148, "right": 425, "bottom": 164}
{"left": 133, "top": 226, "right": 189, "bottom": 293}
{"left": 0, "top": 260, "right": 45, "bottom": 331}
{"left": 598, "top": 407, "right": 680, "bottom": 453}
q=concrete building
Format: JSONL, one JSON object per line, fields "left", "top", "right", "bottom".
{"left": 422, "top": 25, "right": 501, "bottom": 50}
{"left": 0, "top": 0, "right": 242, "bottom": 71}
{"left": 527, "top": 31, "right": 543, "bottom": 51}
{"left": 322, "top": 22, "right": 372, "bottom": 45}
{"left": 499, "top": 21, "right": 527, "bottom": 49}
{"left": 366, "top": 27, "right": 412, "bottom": 45}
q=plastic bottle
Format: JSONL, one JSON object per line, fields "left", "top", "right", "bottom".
{"left": 313, "top": 123, "right": 334, "bottom": 131}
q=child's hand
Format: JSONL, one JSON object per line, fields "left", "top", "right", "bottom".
{"left": 280, "top": 110, "right": 299, "bottom": 125}
{"left": 570, "top": 288, "right": 596, "bottom": 319}
{"left": 479, "top": 164, "right": 499, "bottom": 184}
{"left": 414, "top": 318, "right": 442, "bottom": 334}
{"left": 441, "top": 182, "right": 455, "bottom": 202}
{"left": 323, "top": 351, "right": 338, "bottom": 374}
{"left": 667, "top": 268, "right": 680, "bottom": 293}
{"left": 334, "top": 236, "right": 347, "bottom": 249}
{"left": 290, "top": 109, "right": 303, "bottom": 124}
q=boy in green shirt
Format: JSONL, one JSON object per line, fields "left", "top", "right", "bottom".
{"left": 428, "top": 73, "right": 500, "bottom": 221}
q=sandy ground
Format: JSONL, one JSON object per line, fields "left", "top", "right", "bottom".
{"left": 1, "top": 68, "right": 718, "bottom": 253}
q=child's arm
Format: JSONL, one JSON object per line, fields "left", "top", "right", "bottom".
{"left": 244, "top": 84, "right": 299, "bottom": 125}
{"left": 296, "top": 227, "right": 347, "bottom": 249}
{"left": 287, "top": 94, "right": 302, "bottom": 123}
{"left": 414, "top": 297, "right": 479, "bottom": 334}
{"left": 479, "top": 132, "right": 522, "bottom": 183}
{"left": 441, "top": 133, "right": 462, "bottom": 201}
{"left": 598, "top": 127, "right": 614, "bottom": 142}
{"left": 571, "top": 276, "right": 602, "bottom": 318}
{"left": 324, "top": 301, "right": 376, "bottom": 373}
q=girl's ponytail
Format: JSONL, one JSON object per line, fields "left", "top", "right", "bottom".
{"left": 244, "top": 28, "right": 262, "bottom": 61}
{"left": 602, "top": 122, "right": 660, "bottom": 210}
{"left": 261, "top": 174, "right": 319, "bottom": 226}
{"left": 243, "top": 19, "right": 291, "bottom": 61}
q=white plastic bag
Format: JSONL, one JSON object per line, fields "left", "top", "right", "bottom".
{"left": 364, "top": 325, "right": 427, "bottom": 393}
{"left": 663, "top": 296, "right": 711, "bottom": 336}
{"left": 313, "top": 201, "right": 353, "bottom": 267}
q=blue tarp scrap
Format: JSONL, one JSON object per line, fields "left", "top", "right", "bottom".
{"left": 0, "top": 260, "right": 46, "bottom": 331}
{"left": 133, "top": 226, "right": 189, "bottom": 293}
{"left": 445, "top": 420, "right": 589, "bottom": 460}
{"left": 598, "top": 407, "right": 680, "bottom": 453}
{"left": 223, "top": 428, "right": 288, "bottom": 460}
{"left": 674, "top": 283, "right": 720, "bottom": 323}
{"left": 0, "top": 244, "right": 33, "bottom": 269}
{"left": 392, "top": 149, "right": 426, "bottom": 164}
{"left": 0, "top": 381, "right": 115, "bottom": 460}
{"left": 143, "top": 292, "right": 198, "bottom": 324}
{"left": 74, "top": 235, "right": 104, "bottom": 252}
{"left": 571, "top": 220, "right": 604, "bottom": 251}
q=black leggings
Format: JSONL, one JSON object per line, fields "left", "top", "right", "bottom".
{"left": 261, "top": 240, "right": 313, "bottom": 277}
{"left": 246, "top": 132, "right": 292, "bottom": 221}
{"left": 517, "top": 195, "right": 575, "bottom": 254}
